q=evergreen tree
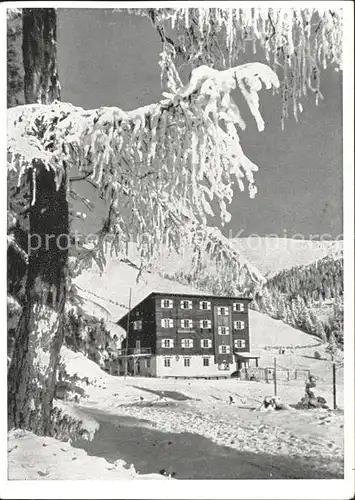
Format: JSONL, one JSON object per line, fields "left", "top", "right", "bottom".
{"left": 7, "top": 7, "right": 343, "bottom": 433}
{"left": 314, "top": 318, "right": 327, "bottom": 341}
{"left": 326, "top": 332, "right": 338, "bottom": 361}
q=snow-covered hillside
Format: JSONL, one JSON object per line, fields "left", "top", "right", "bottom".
{"left": 231, "top": 237, "right": 343, "bottom": 277}
{"left": 74, "top": 257, "right": 321, "bottom": 349}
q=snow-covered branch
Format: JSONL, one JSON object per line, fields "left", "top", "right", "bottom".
{"left": 8, "top": 62, "right": 278, "bottom": 282}
{"left": 129, "top": 7, "right": 342, "bottom": 127}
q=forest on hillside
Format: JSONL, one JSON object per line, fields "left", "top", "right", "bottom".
{"left": 166, "top": 254, "right": 344, "bottom": 348}
{"left": 253, "top": 256, "right": 344, "bottom": 346}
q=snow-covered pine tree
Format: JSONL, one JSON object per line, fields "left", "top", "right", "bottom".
{"left": 314, "top": 318, "right": 327, "bottom": 342}
{"left": 7, "top": 7, "right": 343, "bottom": 434}
{"left": 7, "top": 63, "right": 279, "bottom": 434}
{"left": 326, "top": 332, "right": 338, "bottom": 361}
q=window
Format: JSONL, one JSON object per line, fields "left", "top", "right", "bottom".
{"left": 180, "top": 300, "right": 193, "bottom": 309}
{"left": 161, "top": 299, "right": 173, "bottom": 309}
{"left": 200, "top": 319, "right": 212, "bottom": 329}
{"left": 184, "top": 358, "right": 191, "bottom": 367}
{"left": 218, "top": 363, "right": 230, "bottom": 371}
{"left": 234, "top": 339, "right": 246, "bottom": 348}
{"left": 234, "top": 321, "right": 245, "bottom": 330}
{"left": 161, "top": 318, "right": 174, "bottom": 328}
{"left": 133, "top": 320, "right": 142, "bottom": 330}
{"left": 200, "top": 301, "right": 211, "bottom": 310}
{"left": 233, "top": 302, "right": 245, "bottom": 312}
{"left": 180, "top": 319, "right": 193, "bottom": 329}
{"left": 218, "top": 326, "right": 230, "bottom": 335}
{"left": 181, "top": 338, "right": 193, "bottom": 348}
{"left": 146, "top": 359, "right": 151, "bottom": 368}
{"left": 162, "top": 339, "right": 174, "bottom": 348}
{"left": 203, "top": 357, "right": 210, "bottom": 367}
{"left": 219, "top": 345, "right": 231, "bottom": 354}
{"left": 201, "top": 339, "right": 212, "bottom": 348}
{"left": 217, "top": 306, "right": 229, "bottom": 315}
{"left": 164, "top": 358, "right": 171, "bottom": 368}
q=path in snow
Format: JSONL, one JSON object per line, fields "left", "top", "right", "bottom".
{"left": 72, "top": 406, "right": 342, "bottom": 480}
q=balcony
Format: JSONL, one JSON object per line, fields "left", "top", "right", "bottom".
{"left": 116, "top": 347, "right": 152, "bottom": 358}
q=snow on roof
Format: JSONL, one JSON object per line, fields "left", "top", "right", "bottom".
{"left": 235, "top": 352, "right": 260, "bottom": 359}
{"left": 117, "top": 291, "right": 252, "bottom": 324}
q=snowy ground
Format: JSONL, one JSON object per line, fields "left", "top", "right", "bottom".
{"left": 8, "top": 345, "right": 343, "bottom": 481}
{"left": 7, "top": 429, "right": 169, "bottom": 480}
{"left": 8, "top": 260, "right": 344, "bottom": 481}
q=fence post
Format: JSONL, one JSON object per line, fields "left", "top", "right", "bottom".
{"left": 333, "top": 363, "right": 337, "bottom": 410}
{"left": 273, "top": 357, "right": 277, "bottom": 397}
{"left": 287, "top": 369, "right": 290, "bottom": 381}
{"left": 295, "top": 369, "right": 297, "bottom": 380}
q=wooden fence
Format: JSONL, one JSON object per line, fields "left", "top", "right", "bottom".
{"left": 239, "top": 367, "right": 310, "bottom": 382}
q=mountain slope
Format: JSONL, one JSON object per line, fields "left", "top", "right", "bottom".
{"left": 231, "top": 237, "right": 343, "bottom": 277}
{"left": 253, "top": 252, "right": 343, "bottom": 346}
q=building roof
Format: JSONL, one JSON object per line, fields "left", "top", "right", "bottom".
{"left": 117, "top": 291, "right": 252, "bottom": 325}
{"left": 235, "top": 352, "right": 260, "bottom": 359}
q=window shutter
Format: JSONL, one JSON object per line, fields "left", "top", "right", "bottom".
{"left": 219, "top": 345, "right": 231, "bottom": 354}
{"left": 162, "top": 319, "right": 174, "bottom": 328}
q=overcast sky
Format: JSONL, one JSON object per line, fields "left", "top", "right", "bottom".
{"left": 57, "top": 9, "right": 343, "bottom": 240}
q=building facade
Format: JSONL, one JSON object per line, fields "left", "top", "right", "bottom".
{"left": 117, "top": 292, "right": 258, "bottom": 377}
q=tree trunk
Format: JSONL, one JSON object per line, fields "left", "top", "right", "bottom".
{"left": 22, "top": 8, "right": 60, "bottom": 104}
{"left": 7, "top": 9, "right": 25, "bottom": 107}
{"left": 8, "top": 161, "right": 68, "bottom": 434}
{"left": 7, "top": 8, "right": 66, "bottom": 435}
